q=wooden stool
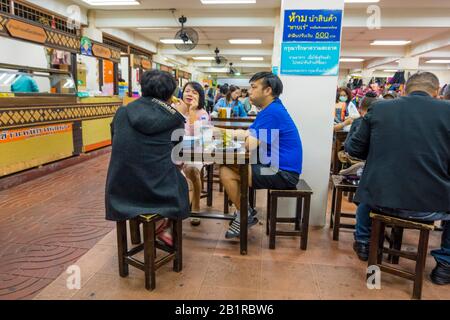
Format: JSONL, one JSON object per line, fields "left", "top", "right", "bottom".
{"left": 116, "top": 214, "right": 182, "bottom": 291}
{"left": 330, "top": 175, "right": 358, "bottom": 241}
{"left": 367, "top": 212, "right": 435, "bottom": 300}
{"left": 266, "top": 179, "right": 313, "bottom": 250}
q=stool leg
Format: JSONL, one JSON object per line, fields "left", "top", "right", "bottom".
{"left": 388, "top": 227, "right": 404, "bottom": 264}
{"left": 129, "top": 218, "right": 141, "bottom": 245}
{"left": 269, "top": 195, "right": 278, "bottom": 249}
{"left": 330, "top": 186, "right": 337, "bottom": 229}
{"left": 143, "top": 221, "right": 156, "bottom": 291}
{"left": 368, "top": 218, "right": 381, "bottom": 269}
{"left": 219, "top": 182, "right": 223, "bottom": 193}
{"left": 300, "top": 195, "right": 311, "bottom": 251}
{"left": 172, "top": 218, "right": 183, "bottom": 272}
{"left": 377, "top": 222, "right": 386, "bottom": 264}
{"left": 266, "top": 189, "right": 271, "bottom": 236}
{"left": 224, "top": 191, "right": 229, "bottom": 214}
{"left": 413, "top": 229, "right": 430, "bottom": 300}
{"left": 295, "top": 196, "right": 302, "bottom": 231}
{"left": 332, "top": 189, "right": 343, "bottom": 241}
{"left": 116, "top": 221, "right": 129, "bottom": 277}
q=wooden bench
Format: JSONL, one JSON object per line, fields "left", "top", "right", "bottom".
{"left": 367, "top": 212, "right": 435, "bottom": 300}
{"left": 266, "top": 179, "right": 313, "bottom": 250}
{"left": 116, "top": 214, "right": 182, "bottom": 291}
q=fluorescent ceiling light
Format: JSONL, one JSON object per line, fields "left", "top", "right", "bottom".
{"left": 137, "top": 27, "right": 172, "bottom": 30}
{"left": 383, "top": 69, "right": 398, "bottom": 72}
{"left": 193, "top": 57, "right": 215, "bottom": 61}
{"left": 201, "top": 0, "right": 256, "bottom": 4}
{"left": 229, "top": 39, "right": 262, "bottom": 44}
{"left": 210, "top": 68, "right": 228, "bottom": 73}
{"left": 340, "top": 58, "right": 364, "bottom": 62}
{"left": 426, "top": 59, "right": 450, "bottom": 64}
{"left": 241, "top": 57, "right": 264, "bottom": 61}
{"left": 371, "top": 40, "right": 411, "bottom": 46}
{"left": 235, "top": 72, "right": 241, "bottom": 76}
{"left": 160, "top": 39, "right": 193, "bottom": 44}
{"left": 82, "top": 0, "right": 140, "bottom": 5}
{"left": 345, "top": 0, "right": 379, "bottom": 3}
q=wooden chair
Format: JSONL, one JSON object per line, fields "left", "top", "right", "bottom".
{"left": 367, "top": 212, "right": 434, "bottom": 300}
{"left": 266, "top": 179, "right": 313, "bottom": 250}
{"left": 117, "top": 214, "right": 182, "bottom": 291}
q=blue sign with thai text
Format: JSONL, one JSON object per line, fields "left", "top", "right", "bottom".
{"left": 280, "top": 9, "right": 342, "bottom": 76}
{"left": 283, "top": 9, "right": 342, "bottom": 42}
{"left": 280, "top": 42, "right": 340, "bottom": 76}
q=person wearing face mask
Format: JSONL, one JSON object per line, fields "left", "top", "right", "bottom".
{"left": 181, "top": 82, "right": 210, "bottom": 226}
{"left": 335, "top": 87, "right": 359, "bottom": 131}
{"left": 346, "top": 72, "right": 450, "bottom": 285}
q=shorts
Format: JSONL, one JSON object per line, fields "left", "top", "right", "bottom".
{"left": 251, "top": 164, "right": 299, "bottom": 190}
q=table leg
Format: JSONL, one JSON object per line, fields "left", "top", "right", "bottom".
{"left": 206, "top": 164, "right": 213, "bottom": 207}
{"left": 239, "top": 164, "right": 249, "bottom": 255}
{"left": 333, "top": 188, "right": 343, "bottom": 241}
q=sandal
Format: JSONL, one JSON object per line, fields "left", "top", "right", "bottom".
{"left": 157, "top": 230, "right": 173, "bottom": 247}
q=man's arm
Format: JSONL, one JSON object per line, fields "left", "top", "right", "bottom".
{"left": 344, "top": 111, "right": 372, "bottom": 160}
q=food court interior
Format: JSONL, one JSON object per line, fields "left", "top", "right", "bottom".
{"left": 0, "top": 0, "right": 449, "bottom": 300}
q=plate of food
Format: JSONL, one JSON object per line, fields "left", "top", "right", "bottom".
{"left": 212, "top": 139, "right": 242, "bottom": 151}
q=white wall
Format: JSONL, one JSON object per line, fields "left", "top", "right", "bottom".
{"left": 275, "top": 0, "right": 345, "bottom": 226}
{"left": 0, "top": 37, "right": 48, "bottom": 68}
{"left": 217, "top": 78, "right": 251, "bottom": 88}
{"left": 78, "top": 55, "right": 99, "bottom": 93}
{"left": 101, "top": 28, "right": 157, "bottom": 53}
{"left": 27, "top": 0, "right": 88, "bottom": 25}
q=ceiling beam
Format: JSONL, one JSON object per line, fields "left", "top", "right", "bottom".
{"left": 410, "top": 32, "right": 450, "bottom": 57}
{"left": 159, "top": 46, "right": 273, "bottom": 56}
{"left": 93, "top": 9, "right": 277, "bottom": 28}
{"left": 343, "top": 8, "right": 450, "bottom": 28}
{"left": 365, "top": 57, "right": 401, "bottom": 69}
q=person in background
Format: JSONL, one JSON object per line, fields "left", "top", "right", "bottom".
{"left": 214, "top": 85, "right": 247, "bottom": 117}
{"left": 105, "top": 70, "right": 190, "bottom": 246}
{"left": 443, "top": 85, "right": 450, "bottom": 101}
{"left": 383, "top": 91, "right": 398, "bottom": 99}
{"left": 338, "top": 92, "right": 379, "bottom": 166}
{"left": 220, "top": 72, "right": 303, "bottom": 238}
{"left": 335, "top": 87, "right": 359, "bottom": 131}
{"left": 182, "top": 82, "right": 210, "bottom": 226}
{"left": 214, "top": 84, "right": 227, "bottom": 105}
{"left": 11, "top": 69, "right": 39, "bottom": 93}
{"left": 205, "top": 84, "right": 215, "bottom": 113}
{"left": 239, "top": 89, "right": 252, "bottom": 113}
{"left": 346, "top": 72, "right": 450, "bottom": 285}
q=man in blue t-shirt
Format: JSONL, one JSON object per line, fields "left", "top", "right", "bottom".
{"left": 220, "top": 72, "right": 303, "bottom": 238}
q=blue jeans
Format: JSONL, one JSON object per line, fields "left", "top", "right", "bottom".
{"left": 354, "top": 203, "right": 450, "bottom": 265}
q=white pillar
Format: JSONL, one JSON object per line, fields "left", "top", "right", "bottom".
{"left": 274, "top": 0, "right": 345, "bottom": 226}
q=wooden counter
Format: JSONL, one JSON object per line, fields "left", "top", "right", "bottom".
{"left": 0, "top": 95, "right": 123, "bottom": 177}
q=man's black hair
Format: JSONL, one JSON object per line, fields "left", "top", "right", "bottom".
{"left": 141, "top": 69, "right": 177, "bottom": 101}
{"left": 249, "top": 72, "right": 283, "bottom": 98}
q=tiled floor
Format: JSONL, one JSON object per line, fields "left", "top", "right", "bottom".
{"left": 0, "top": 153, "right": 114, "bottom": 300}
{"left": 0, "top": 151, "right": 448, "bottom": 300}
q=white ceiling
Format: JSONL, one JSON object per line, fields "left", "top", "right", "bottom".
{"left": 73, "top": 0, "right": 450, "bottom": 75}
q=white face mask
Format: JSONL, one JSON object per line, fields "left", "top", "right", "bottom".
{"left": 339, "top": 96, "right": 347, "bottom": 102}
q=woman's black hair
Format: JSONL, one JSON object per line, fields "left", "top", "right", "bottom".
{"left": 220, "top": 84, "right": 229, "bottom": 95}
{"left": 182, "top": 81, "right": 205, "bottom": 110}
{"left": 141, "top": 70, "right": 177, "bottom": 101}
{"left": 226, "top": 85, "right": 240, "bottom": 102}
{"left": 337, "top": 87, "right": 352, "bottom": 104}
